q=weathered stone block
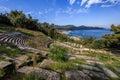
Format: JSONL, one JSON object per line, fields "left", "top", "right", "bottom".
{"left": 64, "top": 70, "right": 91, "bottom": 80}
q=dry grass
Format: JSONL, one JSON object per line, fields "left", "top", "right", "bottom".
{"left": 16, "top": 28, "right": 52, "bottom": 51}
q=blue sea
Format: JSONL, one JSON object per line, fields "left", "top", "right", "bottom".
{"left": 67, "top": 29, "right": 113, "bottom": 38}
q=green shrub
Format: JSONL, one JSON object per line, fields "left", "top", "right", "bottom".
{"left": 49, "top": 45, "right": 68, "bottom": 62}
{"left": 90, "top": 39, "right": 106, "bottom": 49}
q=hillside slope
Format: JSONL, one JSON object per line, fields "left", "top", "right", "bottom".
{"left": 0, "top": 24, "right": 52, "bottom": 51}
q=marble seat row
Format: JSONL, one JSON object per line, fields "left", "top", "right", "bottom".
{"left": 0, "top": 32, "right": 27, "bottom": 47}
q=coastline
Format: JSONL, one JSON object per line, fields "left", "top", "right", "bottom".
{"left": 59, "top": 30, "right": 81, "bottom": 41}
{"left": 59, "top": 30, "right": 71, "bottom": 35}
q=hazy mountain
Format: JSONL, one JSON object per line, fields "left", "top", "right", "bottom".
{"left": 55, "top": 25, "right": 105, "bottom": 31}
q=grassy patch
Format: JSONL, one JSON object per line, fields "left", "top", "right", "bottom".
{"left": 47, "top": 58, "right": 85, "bottom": 72}
{"left": 0, "top": 42, "right": 21, "bottom": 57}
{"left": 49, "top": 45, "right": 68, "bottom": 62}
{"left": 16, "top": 30, "right": 34, "bottom": 37}
{"left": 13, "top": 73, "right": 44, "bottom": 80}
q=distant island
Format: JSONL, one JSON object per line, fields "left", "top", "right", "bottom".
{"left": 55, "top": 25, "right": 105, "bottom": 31}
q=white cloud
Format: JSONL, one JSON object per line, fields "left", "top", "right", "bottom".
{"left": 69, "top": 0, "right": 76, "bottom": 5}
{"left": 85, "top": 0, "right": 102, "bottom": 8}
{"left": 0, "top": 6, "right": 10, "bottom": 12}
{"left": 101, "top": 4, "right": 113, "bottom": 7}
{"left": 108, "top": 0, "right": 120, "bottom": 3}
{"left": 80, "top": 0, "right": 120, "bottom": 8}
{"left": 81, "top": 0, "right": 88, "bottom": 6}
{"left": 55, "top": 7, "right": 88, "bottom": 16}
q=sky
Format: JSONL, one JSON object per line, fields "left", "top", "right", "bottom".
{"left": 0, "top": 0, "right": 120, "bottom": 28}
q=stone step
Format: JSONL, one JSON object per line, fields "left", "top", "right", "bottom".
{"left": 4, "top": 36, "right": 11, "bottom": 42}
{"left": 1, "top": 54, "right": 14, "bottom": 61}
{"left": 113, "top": 67, "right": 120, "bottom": 73}
{"left": 11, "top": 37, "right": 18, "bottom": 44}
{"left": 15, "top": 37, "right": 26, "bottom": 46}
{"left": 15, "top": 37, "right": 20, "bottom": 45}
{"left": 13, "top": 55, "right": 30, "bottom": 68}
{"left": 68, "top": 55, "right": 99, "bottom": 61}
{"left": 19, "top": 39, "right": 25, "bottom": 46}
{"left": 8, "top": 37, "right": 14, "bottom": 43}
{"left": 64, "top": 70, "right": 91, "bottom": 80}
{"left": 98, "top": 64, "right": 119, "bottom": 79}
{"left": 0, "top": 32, "right": 27, "bottom": 48}
{"left": 74, "top": 63, "right": 101, "bottom": 72}
{"left": 14, "top": 37, "right": 22, "bottom": 45}
{"left": 0, "top": 61, "right": 15, "bottom": 76}
{"left": 0, "top": 61, "right": 12, "bottom": 69}
{"left": 86, "top": 60, "right": 104, "bottom": 65}
{"left": 17, "top": 66, "right": 61, "bottom": 80}
{"left": 22, "top": 47, "right": 48, "bottom": 56}
{"left": 37, "top": 59, "right": 56, "bottom": 68}
{"left": 0, "top": 35, "right": 5, "bottom": 40}
{"left": 4, "top": 36, "right": 13, "bottom": 42}
{"left": 0, "top": 36, "right": 10, "bottom": 41}
{"left": 83, "top": 70, "right": 109, "bottom": 80}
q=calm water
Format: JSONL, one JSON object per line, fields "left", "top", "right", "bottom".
{"left": 67, "top": 29, "right": 113, "bottom": 38}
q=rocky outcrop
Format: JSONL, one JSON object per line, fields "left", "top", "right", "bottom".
{"left": 98, "top": 64, "right": 119, "bottom": 79}
{"left": 83, "top": 70, "right": 109, "bottom": 80}
{"left": 0, "top": 61, "right": 12, "bottom": 70}
{"left": 17, "top": 66, "right": 61, "bottom": 80}
{"left": 13, "top": 55, "right": 30, "bottom": 68}
{"left": 64, "top": 70, "right": 91, "bottom": 80}
{"left": 0, "top": 61, "right": 15, "bottom": 76}
{"left": 37, "top": 59, "right": 56, "bottom": 68}
{"left": 21, "top": 47, "right": 49, "bottom": 56}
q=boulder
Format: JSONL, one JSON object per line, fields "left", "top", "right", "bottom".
{"left": 0, "top": 61, "right": 15, "bottom": 76}
{"left": 1, "top": 54, "right": 14, "bottom": 61}
{"left": 64, "top": 70, "right": 91, "bottom": 80}
{"left": 90, "top": 71, "right": 109, "bottom": 80}
{"left": 83, "top": 70, "right": 109, "bottom": 80}
{"left": 15, "top": 55, "right": 29, "bottom": 61}
{"left": 0, "top": 61, "right": 12, "bottom": 69}
{"left": 14, "top": 55, "right": 30, "bottom": 68}
{"left": 17, "top": 66, "right": 61, "bottom": 80}
{"left": 37, "top": 59, "right": 56, "bottom": 68}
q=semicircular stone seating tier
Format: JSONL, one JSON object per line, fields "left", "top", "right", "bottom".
{"left": 0, "top": 32, "right": 28, "bottom": 48}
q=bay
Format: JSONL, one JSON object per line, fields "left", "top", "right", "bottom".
{"left": 67, "top": 29, "right": 113, "bottom": 38}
